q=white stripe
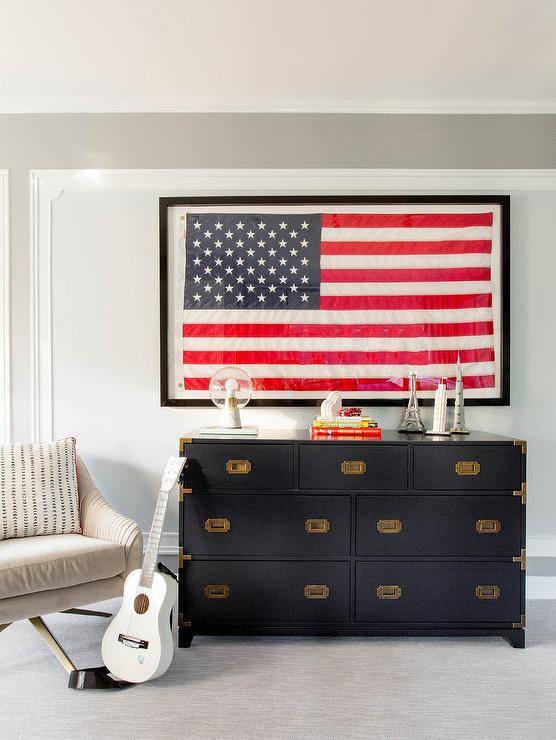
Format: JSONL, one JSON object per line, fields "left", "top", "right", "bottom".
{"left": 183, "top": 335, "right": 494, "bottom": 352}
{"left": 321, "top": 281, "right": 492, "bottom": 296}
{"left": 320, "top": 253, "right": 491, "bottom": 269}
{"left": 182, "top": 308, "right": 493, "bottom": 324}
{"left": 182, "top": 362, "right": 495, "bottom": 379}
{"left": 321, "top": 227, "right": 492, "bottom": 241}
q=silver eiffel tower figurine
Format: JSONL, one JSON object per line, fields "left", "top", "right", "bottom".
{"left": 399, "top": 371, "right": 426, "bottom": 433}
{"left": 450, "top": 354, "right": 470, "bottom": 434}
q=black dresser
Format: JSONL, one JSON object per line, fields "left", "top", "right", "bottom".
{"left": 177, "top": 431, "right": 526, "bottom": 648}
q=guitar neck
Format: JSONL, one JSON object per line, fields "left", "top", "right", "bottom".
{"left": 139, "top": 488, "right": 169, "bottom": 588}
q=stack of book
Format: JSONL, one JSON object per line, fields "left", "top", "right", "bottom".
{"left": 310, "top": 415, "right": 382, "bottom": 438}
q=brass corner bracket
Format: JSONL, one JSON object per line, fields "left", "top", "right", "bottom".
{"left": 178, "top": 547, "right": 192, "bottom": 568}
{"left": 512, "top": 613, "right": 526, "bottom": 629}
{"left": 179, "top": 485, "right": 192, "bottom": 502}
{"left": 178, "top": 613, "right": 191, "bottom": 628}
{"left": 179, "top": 437, "right": 192, "bottom": 455}
{"left": 512, "top": 548, "right": 526, "bottom": 571}
{"left": 513, "top": 440, "right": 527, "bottom": 454}
{"left": 513, "top": 483, "right": 527, "bottom": 504}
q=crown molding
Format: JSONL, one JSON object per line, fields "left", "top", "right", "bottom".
{"left": 3, "top": 99, "right": 556, "bottom": 115}
{"left": 0, "top": 170, "right": 10, "bottom": 442}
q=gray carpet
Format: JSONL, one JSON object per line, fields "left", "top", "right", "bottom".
{"left": 1, "top": 600, "right": 555, "bottom": 740}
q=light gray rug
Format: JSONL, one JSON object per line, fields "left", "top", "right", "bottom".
{"left": 1, "top": 600, "right": 555, "bottom": 740}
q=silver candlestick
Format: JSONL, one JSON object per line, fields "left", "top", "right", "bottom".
{"left": 399, "top": 371, "right": 426, "bottom": 433}
{"left": 450, "top": 354, "right": 469, "bottom": 434}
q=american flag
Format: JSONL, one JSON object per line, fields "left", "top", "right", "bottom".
{"left": 180, "top": 208, "right": 499, "bottom": 398}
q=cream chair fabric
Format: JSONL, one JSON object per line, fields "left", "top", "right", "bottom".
{"left": 0, "top": 457, "right": 142, "bottom": 624}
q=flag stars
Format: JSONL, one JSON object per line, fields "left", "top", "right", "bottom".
{"left": 268, "top": 248, "right": 276, "bottom": 257}
{"left": 193, "top": 275, "right": 201, "bottom": 284}
{"left": 257, "top": 240, "right": 265, "bottom": 248}
{"left": 300, "top": 239, "right": 308, "bottom": 248}
{"left": 215, "top": 294, "right": 223, "bottom": 302}
{"left": 289, "top": 230, "right": 298, "bottom": 238}
{"left": 214, "top": 240, "right": 222, "bottom": 248}
{"left": 225, "top": 284, "right": 234, "bottom": 292}
{"left": 193, "top": 239, "right": 201, "bottom": 248}
{"left": 214, "top": 257, "right": 223, "bottom": 266}
{"left": 257, "top": 258, "right": 266, "bottom": 266}
{"left": 236, "top": 275, "right": 245, "bottom": 284}
{"left": 236, "top": 239, "right": 244, "bottom": 248}
{"left": 258, "top": 221, "right": 266, "bottom": 230}
{"left": 289, "top": 248, "right": 298, "bottom": 256}
{"left": 268, "top": 284, "right": 277, "bottom": 292}
{"left": 279, "top": 293, "right": 287, "bottom": 302}
{"left": 215, "top": 221, "right": 223, "bottom": 230}
{"left": 247, "top": 230, "right": 255, "bottom": 238}
{"left": 268, "top": 266, "right": 277, "bottom": 275}
{"left": 258, "top": 293, "right": 266, "bottom": 303}
{"left": 214, "top": 276, "right": 223, "bottom": 284}
{"left": 279, "top": 257, "right": 287, "bottom": 266}
{"left": 301, "top": 221, "right": 309, "bottom": 229}
{"left": 225, "top": 266, "right": 234, "bottom": 275}
{"left": 236, "top": 221, "right": 244, "bottom": 230}
{"left": 224, "top": 248, "right": 233, "bottom": 257}
{"left": 301, "top": 293, "right": 309, "bottom": 302}
{"left": 257, "top": 275, "right": 266, "bottom": 284}
{"left": 204, "top": 284, "right": 212, "bottom": 292}
{"left": 203, "top": 248, "right": 212, "bottom": 257}
{"left": 236, "top": 294, "right": 244, "bottom": 302}
{"left": 193, "top": 221, "right": 201, "bottom": 229}
{"left": 290, "top": 283, "right": 298, "bottom": 292}
{"left": 279, "top": 275, "right": 287, "bottom": 284}
{"left": 204, "top": 230, "right": 212, "bottom": 239}
{"left": 301, "top": 275, "right": 309, "bottom": 284}
{"left": 290, "top": 266, "right": 298, "bottom": 274}
{"left": 268, "top": 230, "right": 276, "bottom": 238}
{"left": 236, "top": 257, "right": 245, "bottom": 266}
{"left": 246, "top": 284, "right": 255, "bottom": 293}
{"left": 193, "top": 256, "right": 201, "bottom": 266}
{"left": 204, "top": 265, "right": 212, "bottom": 274}
{"left": 246, "top": 248, "right": 255, "bottom": 257}
{"left": 193, "top": 293, "right": 201, "bottom": 301}
{"left": 279, "top": 240, "right": 287, "bottom": 248}
{"left": 279, "top": 221, "right": 287, "bottom": 229}
{"left": 246, "top": 266, "right": 255, "bottom": 275}
{"left": 225, "top": 230, "right": 233, "bottom": 239}
{"left": 300, "top": 257, "right": 309, "bottom": 265}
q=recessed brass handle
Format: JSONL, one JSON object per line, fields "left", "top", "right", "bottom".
{"left": 377, "top": 585, "right": 402, "bottom": 600}
{"left": 341, "top": 460, "right": 366, "bottom": 475}
{"left": 475, "top": 585, "right": 501, "bottom": 600}
{"left": 205, "top": 518, "right": 231, "bottom": 533}
{"left": 304, "top": 584, "right": 330, "bottom": 599}
{"left": 226, "top": 459, "right": 251, "bottom": 474}
{"left": 377, "top": 519, "right": 403, "bottom": 534}
{"left": 455, "top": 460, "right": 481, "bottom": 476}
{"left": 305, "top": 518, "right": 331, "bottom": 533}
{"left": 475, "top": 519, "right": 501, "bottom": 534}
{"left": 204, "top": 584, "right": 230, "bottom": 599}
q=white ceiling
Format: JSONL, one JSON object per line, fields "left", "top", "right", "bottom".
{"left": 0, "top": 0, "right": 555, "bottom": 113}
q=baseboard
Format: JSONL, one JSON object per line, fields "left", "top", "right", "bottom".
{"left": 146, "top": 532, "right": 556, "bottom": 598}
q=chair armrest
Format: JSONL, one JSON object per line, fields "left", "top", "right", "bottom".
{"left": 78, "top": 458, "right": 143, "bottom": 579}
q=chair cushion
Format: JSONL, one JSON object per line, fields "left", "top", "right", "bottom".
{"left": 0, "top": 534, "right": 126, "bottom": 600}
{"left": 0, "top": 437, "right": 81, "bottom": 540}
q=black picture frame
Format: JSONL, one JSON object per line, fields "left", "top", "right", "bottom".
{"left": 160, "top": 195, "right": 510, "bottom": 407}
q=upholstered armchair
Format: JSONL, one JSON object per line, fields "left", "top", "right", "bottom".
{"left": 0, "top": 456, "right": 142, "bottom": 677}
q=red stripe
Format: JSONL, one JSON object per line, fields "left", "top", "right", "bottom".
{"left": 320, "top": 294, "right": 492, "bottom": 311}
{"left": 182, "top": 375, "right": 496, "bottom": 392}
{"left": 182, "top": 348, "right": 494, "bottom": 366}
{"left": 321, "top": 267, "right": 491, "bottom": 283}
{"left": 183, "top": 321, "right": 494, "bottom": 339}
{"left": 321, "top": 213, "right": 494, "bottom": 228}
{"left": 320, "top": 240, "right": 492, "bottom": 255}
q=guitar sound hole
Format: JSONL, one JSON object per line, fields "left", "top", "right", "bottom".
{"left": 134, "top": 593, "right": 150, "bottom": 614}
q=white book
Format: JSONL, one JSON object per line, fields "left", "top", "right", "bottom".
{"left": 198, "top": 426, "right": 258, "bottom": 436}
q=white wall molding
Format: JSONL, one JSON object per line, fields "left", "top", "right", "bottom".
{"left": 30, "top": 166, "right": 556, "bottom": 443}
{"left": 0, "top": 170, "right": 10, "bottom": 442}
{"left": 528, "top": 536, "right": 556, "bottom": 558}
{"left": 4, "top": 99, "right": 556, "bottom": 115}
{"left": 143, "top": 532, "right": 179, "bottom": 556}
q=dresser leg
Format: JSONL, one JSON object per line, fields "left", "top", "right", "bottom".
{"left": 505, "top": 630, "right": 525, "bottom": 648}
{"left": 179, "top": 628, "right": 194, "bottom": 648}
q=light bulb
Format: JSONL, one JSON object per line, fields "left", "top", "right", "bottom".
{"left": 225, "top": 378, "right": 239, "bottom": 397}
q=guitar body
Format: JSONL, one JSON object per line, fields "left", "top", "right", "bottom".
{"left": 101, "top": 568, "right": 177, "bottom": 683}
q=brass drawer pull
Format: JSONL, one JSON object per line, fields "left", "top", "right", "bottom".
{"left": 377, "top": 585, "right": 402, "bottom": 600}
{"left": 475, "top": 519, "right": 501, "bottom": 534}
{"left": 203, "top": 584, "right": 230, "bottom": 599}
{"left": 341, "top": 460, "right": 366, "bottom": 475}
{"left": 304, "top": 584, "right": 330, "bottom": 599}
{"left": 377, "top": 519, "right": 403, "bottom": 534}
{"left": 305, "top": 518, "right": 331, "bottom": 533}
{"left": 455, "top": 460, "right": 481, "bottom": 476}
{"left": 205, "top": 518, "right": 231, "bottom": 533}
{"left": 475, "top": 585, "right": 501, "bottom": 600}
{"left": 226, "top": 459, "right": 251, "bottom": 474}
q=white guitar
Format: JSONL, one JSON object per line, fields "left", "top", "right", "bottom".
{"left": 102, "top": 456, "right": 186, "bottom": 683}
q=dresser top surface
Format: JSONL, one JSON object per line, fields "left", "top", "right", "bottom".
{"left": 184, "top": 429, "right": 522, "bottom": 445}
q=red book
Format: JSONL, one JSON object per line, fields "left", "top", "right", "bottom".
{"left": 310, "top": 426, "right": 382, "bottom": 438}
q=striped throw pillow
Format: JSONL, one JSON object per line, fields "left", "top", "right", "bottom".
{"left": 0, "top": 438, "right": 81, "bottom": 540}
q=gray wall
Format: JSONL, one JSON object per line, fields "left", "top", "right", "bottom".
{"left": 3, "top": 113, "right": 556, "bottom": 440}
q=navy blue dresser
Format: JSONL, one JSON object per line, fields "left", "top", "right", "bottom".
{"left": 178, "top": 431, "right": 526, "bottom": 648}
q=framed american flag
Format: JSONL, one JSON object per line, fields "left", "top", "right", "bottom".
{"left": 160, "top": 195, "right": 509, "bottom": 406}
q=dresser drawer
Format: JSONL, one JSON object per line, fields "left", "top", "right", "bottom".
{"left": 413, "top": 444, "right": 523, "bottom": 491}
{"left": 183, "top": 561, "right": 350, "bottom": 622}
{"left": 186, "top": 443, "right": 294, "bottom": 490}
{"left": 184, "top": 494, "right": 351, "bottom": 556}
{"left": 356, "top": 562, "right": 521, "bottom": 623}
{"left": 356, "top": 495, "right": 522, "bottom": 557}
{"left": 300, "top": 444, "right": 408, "bottom": 490}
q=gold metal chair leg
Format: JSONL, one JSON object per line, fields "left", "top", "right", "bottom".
{"left": 62, "top": 608, "right": 112, "bottom": 618}
{"left": 29, "top": 617, "right": 76, "bottom": 674}
{"left": 0, "top": 623, "right": 12, "bottom": 633}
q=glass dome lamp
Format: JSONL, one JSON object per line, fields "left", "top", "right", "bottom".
{"left": 209, "top": 367, "right": 253, "bottom": 429}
